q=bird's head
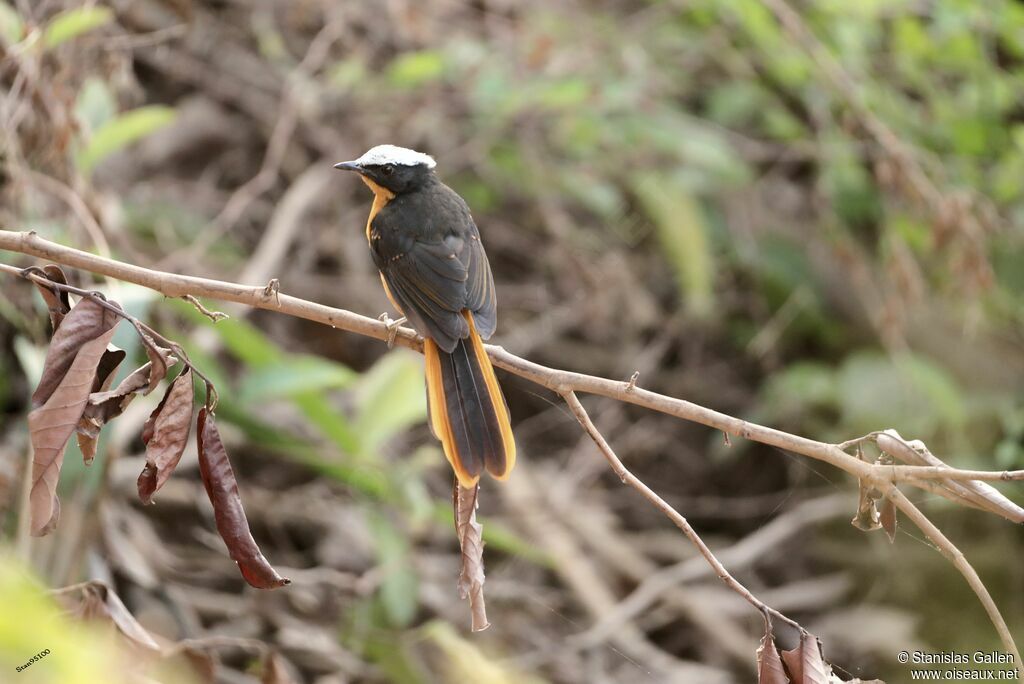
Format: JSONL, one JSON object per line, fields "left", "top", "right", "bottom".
{"left": 334, "top": 144, "right": 436, "bottom": 196}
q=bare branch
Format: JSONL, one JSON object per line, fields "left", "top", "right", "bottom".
{"left": 2, "top": 228, "right": 1022, "bottom": 665}
{"left": 561, "top": 390, "right": 802, "bottom": 632}
{"left": 886, "top": 487, "right": 1022, "bottom": 668}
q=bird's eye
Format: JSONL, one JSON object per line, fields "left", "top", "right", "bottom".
{"left": 382, "top": 164, "right": 395, "bottom": 176}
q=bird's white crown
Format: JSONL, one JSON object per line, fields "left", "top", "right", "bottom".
{"left": 354, "top": 144, "right": 436, "bottom": 169}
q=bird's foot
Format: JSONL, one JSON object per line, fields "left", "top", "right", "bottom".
{"left": 378, "top": 313, "right": 407, "bottom": 349}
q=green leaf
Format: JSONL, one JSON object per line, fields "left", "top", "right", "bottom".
{"left": 43, "top": 6, "right": 113, "bottom": 49}
{"left": 328, "top": 58, "right": 367, "bottom": 90}
{"left": 74, "top": 77, "right": 117, "bottom": 135}
{"left": 837, "top": 351, "right": 964, "bottom": 438}
{"left": 174, "top": 304, "right": 282, "bottom": 367}
{"left": 535, "top": 78, "right": 590, "bottom": 109}
{"left": 387, "top": 50, "right": 446, "bottom": 88}
{"left": 292, "top": 392, "right": 362, "bottom": 456}
{"left": 239, "top": 355, "right": 356, "bottom": 403}
{"left": 763, "top": 362, "right": 838, "bottom": 415}
{"left": 77, "top": 106, "right": 176, "bottom": 174}
{"left": 631, "top": 173, "right": 715, "bottom": 317}
{"left": 422, "top": 621, "right": 544, "bottom": 684}
{"left": 368, "top": 513, "right": 418, "bottom": 628}
{"left": 0, "top": 2, "right": 24, "bottom": 44}
{"left": 354, "top": 351, "right": 427, "bottom": 456}
{"left": 13, "top": 337, "right": 45, "bottom": 390}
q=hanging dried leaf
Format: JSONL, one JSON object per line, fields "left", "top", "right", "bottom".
{"left": 32, "top": 297, "right": 122, "bottom": 407}
{"left": 77, "top": 430, "right": 99, "bottom": 467}
{"left": 781, "top": 631, "right": 831, "bottom": 684}
{"left": 140, "top": 333, "right": 170, "bottom": 395}
{"left": 66, "top": 580, "right": 161, "bottom": 652}
{"left": 197, "top": 408, "right": 289, "bottom": 589}
{"left": 141, "top": 376, "right": 171, "bottom": 446}
{"left": 138, "top": 368, "right": 194, "bottom": 504}
{"left": 83, "top": 362, "right": 155, "bottom": 428}
{"left": 77, "top": 355, "right": 179, "bottom": 466}
{"left": 92, "top": 346, "right": 126, "bottom": 393}
{"left": 851, "top": 481, "right": 881, "bottom": 532}
{"left": 757, "top": 628, "right": 790, "bottom": 684}
{"left": 453, "top": 480, "right": 489, "bottom": 632}
{"left": 77, "top": 345, "right": 126, "bottom": 465}
{"left": 32, "top": 264, "right": 72, "bottom": 331}
{"left": 879, "top": 497, "right": 897, "bottom": 543}
{"left": 29, "top": 323, "right": 119, "bottom": 535}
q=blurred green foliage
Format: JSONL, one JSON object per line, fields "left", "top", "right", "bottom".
{"left": 41, "top": 6, "right": 112, "bottom": 49}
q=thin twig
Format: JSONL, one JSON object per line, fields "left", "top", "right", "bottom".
{"left": 561, "top": 390, "right": 802, "bottom": 632}
{"left": 886, "top": 487, "right": 1021, "bottom": 667}
{"left": 181, "top": 294, "right": 229, "bottom": 322}
{"left": 1, "top": 228, "right": 1021, "bottom": 666}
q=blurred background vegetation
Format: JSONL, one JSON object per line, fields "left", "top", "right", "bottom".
{"left": 0, "top": 1, "right": 1022, "bottom": 682}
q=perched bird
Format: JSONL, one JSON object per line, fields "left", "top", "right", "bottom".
{"left": 335, "top": 145, "right": 515, "bottom": 487}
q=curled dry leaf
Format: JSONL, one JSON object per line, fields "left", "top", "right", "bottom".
{"left": 83, "top": 362, "right": 157, "bottom": 431}
{"left": 93, "top": 346, "right": 126, "bottom": 393}
{"left": 65, "top": 580, "right": 162, "bottom": 652}
{"left": 77, "top": 355, "right": 177, "bottom": 466}
{"left": 780, "top": 631, "right": 831, "bottom": 684}
{"left": 454, "top": 480, "right": 489, "bottom": 632}
{"left": 138, "top": 368, "right": 194, "bottom": 504}
{"left": 851, "top": 481, "right": 881, "bottom": 532}
{"left": 32, "top": 297, "right": 122, "bottom": 407}
{"left": 140, "top": 333, "right": 170, "bottom": 395}
{"left": 32, "top": 264, "right": 71, "bottom": 330}
{"left": 197, "top": 407, "right": 290, "bottom": 589}
{"left": 77, "top": 344, "right": 126, "bottom": 465}
{"left": 29, "top": 321, "right": 119, "bottom": 535}
{"left": 757, "top": 628, "right": 790, "bottom": 684}
{"left": 879, "top": 497, "right": 897, "bottom": 543}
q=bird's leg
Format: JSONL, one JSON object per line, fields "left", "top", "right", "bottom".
{"left": 378, "top": 312, "right": 407, "bottom": 349}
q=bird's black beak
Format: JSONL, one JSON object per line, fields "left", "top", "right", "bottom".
{"left": 333, "top": 161, "right": 362, "bottom": 173}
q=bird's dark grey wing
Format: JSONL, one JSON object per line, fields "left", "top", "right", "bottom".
{"left": 464, "top": 229, "right": 497, "bottom": 339}
{"left": 375, "top": 231, "right": 472, "bottom": 352}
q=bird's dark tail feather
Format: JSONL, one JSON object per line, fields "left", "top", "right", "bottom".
{"left": 424, "top": 312, "right": 515, "bottom": 487}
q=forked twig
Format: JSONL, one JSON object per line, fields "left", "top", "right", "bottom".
{"left": 1, "top": 229, "right": 1020, "bottom": 670}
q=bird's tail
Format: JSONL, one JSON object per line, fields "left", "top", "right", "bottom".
{"left": 424, "top": 311, "right": 515, "bottom": 487}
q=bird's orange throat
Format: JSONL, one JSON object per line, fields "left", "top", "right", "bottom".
{"left": 361, "top": 176, "right": 395, "bottom": 244}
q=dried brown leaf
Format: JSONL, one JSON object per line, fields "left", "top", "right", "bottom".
{"left": 454, "top": 480, "right": 489, "bottom": 632}
{"left": 141, "top": 369, "right": 173, "bottom": 446}
{"left": 76, "top": 345, "right": 126, "bottom": 465}
{"left": 851, "top": 481, "right": 881, "bottom": 532}
{"left": 29, "top": 323, "right": 119, "bottom": 535}
{"left": 138, "top": 368, "right": 194, "bottom": 504}
{"left": 76, "top": 356, "right": 179, "bottom": 466}
{"left": 77, "top": 430, "right": 100, "bottom": 467}
{"left": 757, "top": 628, "right": 790, "bottom": 684}
{"left": 140, "top": 333, "right": 170, "bottom": 395}
{"left": 70, "top": 581, "right": 161, "bottom": 652}
{"left": 84, "top": 363, "right": 153, "bottom": 426}
{"left": 197, "top": 408, "right": 290, "bottom": 589}
{"left": 781, "top": 631, "right": 830, "bottom": 684}
{"left": 32, "top": 297, "right": 122, "bottom": 407}
{"left": 93, "top": 346, "right": 126, "bottom": 393}
{"left": 879, "top": 497, "right": 897, "bottom": 543}
{"left": 32, "top": 264, "right": 71, "bottom": 331}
